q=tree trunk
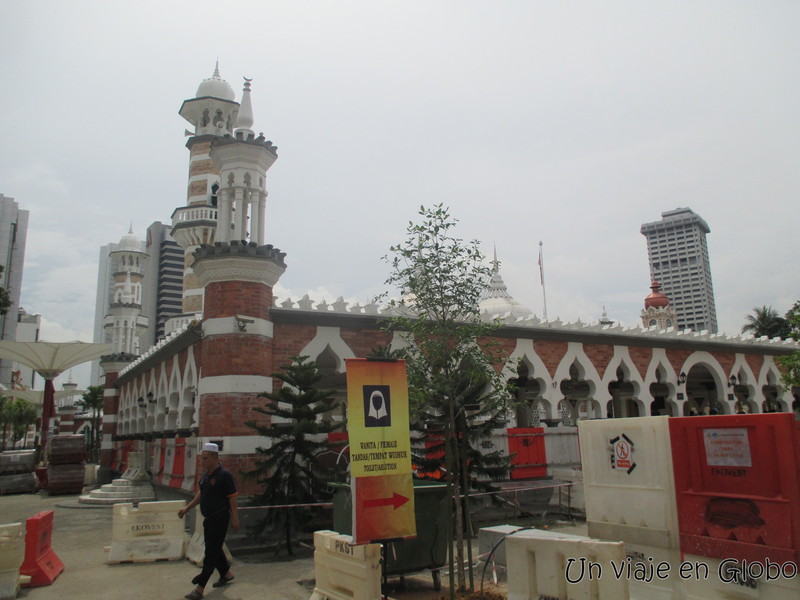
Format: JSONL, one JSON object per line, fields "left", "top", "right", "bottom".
{"left": 453, "top": 434, "right": 466, "bottom": 591}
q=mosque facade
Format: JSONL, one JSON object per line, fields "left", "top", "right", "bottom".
{"left": 97, "top": 66, "right": 799, "bottom": 494}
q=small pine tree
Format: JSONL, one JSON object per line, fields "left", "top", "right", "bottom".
{"left": 243, "top": 355, "right": 341, "bottom": 555}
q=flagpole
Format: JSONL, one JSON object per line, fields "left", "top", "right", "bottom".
{"left": 539, "top": 241, "right": 549, "bottom": 322}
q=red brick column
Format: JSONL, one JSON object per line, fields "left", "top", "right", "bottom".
{"left": 98, "top": 357, "right": 134, "bottom": 482}
{"left": 192, "top": 242, "right": 286, "bottom": 495}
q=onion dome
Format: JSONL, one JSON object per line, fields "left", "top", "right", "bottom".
{"left": 196, "top": 61, "right": 235, "bottom": 101}
{"left": 644, "top": 280, "right": 670, "bottom": 309}
{"left": 118, "top": 224, "right": 141, "bottom": 252}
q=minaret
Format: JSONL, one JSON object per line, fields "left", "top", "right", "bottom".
{"left": 192, "top": 77, "right": 283, "bottom": 489}
{"left": 104, "top": 227, "right": 149, "bottom": 355}
{"left": 172, "top": 63, "right": 241, "bottom": 316}
{"left": 211, "top": 77, "right": 278, "bottom": 245}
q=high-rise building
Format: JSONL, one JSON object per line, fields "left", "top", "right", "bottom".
{"left": 0, "top": 194, "right": 29, "bottom": 387}
{"left": 143, "top": 222, "right": 183, "bottom": 343}
{"left": 640, "top": 208, "right": 718, "bottom": 333}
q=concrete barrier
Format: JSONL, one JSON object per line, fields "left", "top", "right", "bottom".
{"left": 0, "top": 523, "right": 25, "bottom": 599}
{"left": 506, "top": 528, "right": 629, "bottom": 600}
{"left": 309, "top": 530, "right": 381, "bottom": 600}
{"left": 107, "top": 500, "right": 185, "bottom": 563}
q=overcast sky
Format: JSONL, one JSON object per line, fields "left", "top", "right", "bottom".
{"left": 1, "top": 1, "right": 798, "bottom": 388}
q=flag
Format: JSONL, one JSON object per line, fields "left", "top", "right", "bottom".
{"left": 538, "top": 242, "right": 544, "bottom": 285}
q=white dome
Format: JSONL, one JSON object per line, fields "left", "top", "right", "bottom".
{"left": 118, "top": 227, "right": 140, "bottom": 252}
{"left": 479, "top": 258, "right": 533, "bottom": 319}
{"left": 196, "top": 63, "right": 235, "bottom": 101}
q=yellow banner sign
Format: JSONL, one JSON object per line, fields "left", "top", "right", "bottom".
{"left": 346, "top": 358, "right": 416, "bottom": 543}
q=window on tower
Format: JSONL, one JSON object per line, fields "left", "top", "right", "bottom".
{"left": 210, "top": 183, "right": 219, "bottom": 208}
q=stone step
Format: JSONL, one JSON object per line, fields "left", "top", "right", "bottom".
{"left": 78, "top": 492, "right": 156, "bottom": 505}
{"left": 91, "top": 487, "right": 156, "bottom": 498}
{"left": 77, "top": 494, "right": 156, "bottom": 505}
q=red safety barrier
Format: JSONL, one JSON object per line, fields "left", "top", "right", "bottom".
{"left": 669, "top": 413, "right": 800, "bottom": 565}
{"left": 20, "top": 510, "right": 64, "bottom": 587}
{"left": 508, "top": 427, "right": 547, "bottom": 479}
{"left": 169, "top": 440, "right": 186, "bottom": 489}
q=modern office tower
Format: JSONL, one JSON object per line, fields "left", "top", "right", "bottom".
{"left": 0, "top": 194, "right": 29, "bottom": 387}
{"left": 13, "top": 308, "right": 41, "bottom": 389}
{"left": 640, "top": 208, "right": 718, "bottom": 333}
{"left": 143, "top": 222, "right": 183, "bottom": 344}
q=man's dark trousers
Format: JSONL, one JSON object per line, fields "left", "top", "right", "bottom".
{"left": 197, "top": 511, "right": 231, "bottom": 586}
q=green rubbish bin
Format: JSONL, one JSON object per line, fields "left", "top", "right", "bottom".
{"left": 332, "top": 481, "right": 448, "bottom": 588}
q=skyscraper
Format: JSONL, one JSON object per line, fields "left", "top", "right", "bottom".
{"left": 640, "top": 208, "right": 718, "bottom": 333}
{"left": 0, "top": 194, "right": 29, "bottom": 387}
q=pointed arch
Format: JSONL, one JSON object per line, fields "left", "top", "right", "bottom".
{"left": 298, "top": 326, "right": 356, "bottom": 374}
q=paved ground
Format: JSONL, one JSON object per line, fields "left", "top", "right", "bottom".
{"left": 3, "top": 491, "right": 523, "bottom": 600}
{"left": 3, "top": 492, "right": 318, "bottom": 600}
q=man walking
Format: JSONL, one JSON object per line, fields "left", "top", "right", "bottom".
{"left": 178, "top": 442, "right": 240, "bottom": 600}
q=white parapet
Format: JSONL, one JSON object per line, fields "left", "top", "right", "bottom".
{"left": 506, "top": 529, "right": 629, "bottom": 600}
{"left": 107, "top": 501, "right": 186, "bottom": 563}
{"left": 0, "top": 522, "right": 25, "bottom": 600}
{"left": 309, "top": 531, "right": 382, "bottom": 600}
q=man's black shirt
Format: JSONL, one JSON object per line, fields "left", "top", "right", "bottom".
{"left": 199, "top": 464, "right": 237, "bottom": 518}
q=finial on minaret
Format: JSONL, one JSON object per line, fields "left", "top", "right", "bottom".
{"left": 492, "top": 244, "right": 499, "bottom": 270}
{"left": 234, "top": 76, "right": 255, "bottom": 138}
{"left": 128, "top": 222, "right": 134, "bottom": 235}
{"left": 213, "top": 59, "right": 221, "bottom": 78}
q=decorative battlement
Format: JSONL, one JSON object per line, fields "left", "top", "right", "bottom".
{"left": 192, "top": 240, "right": 286, "bottom": 263}
{"left": 192, "top": 241, "right": 286, "bottom": 287}
{"left": 270, "top": 294, "right": 799, "bottom": 352}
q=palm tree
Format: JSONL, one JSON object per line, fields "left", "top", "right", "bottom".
{"left": 742, "top": 306, "right": 790, "bottom": 339}
{"left": 79, "top": 385, "right": 104, "bottom": 462}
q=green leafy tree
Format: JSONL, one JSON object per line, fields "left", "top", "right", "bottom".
{"left": 2, "top": 397, "right": 37, "bottom": 448}
{"left": 778, "top": 301, "right": 800, "bottom": 389}
{"left": 0, "top": 266, "right": 11, "bottom": 317}
{"left": 0, "top": 395, "right": 9, "bottom": 450}
{"left": 382, "top": 204, "right": 511, "bottom": 594}
{"left": 742, "top": 305, "right": 791, "bottom": 339}
{"left": 79, "top": 385, "right": 104, "bottom": 462}
{"left": 243, "top": 356, "right": 340, "bottom": 555}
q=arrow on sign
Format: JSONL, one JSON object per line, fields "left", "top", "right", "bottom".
{"left": 363, "top": 492, "right": 409, "bottom": 510}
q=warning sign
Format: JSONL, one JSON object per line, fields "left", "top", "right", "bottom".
{"left": 703, "top": 428, "right": 752, "bottom": 468}
{"left": 609, "top": 434, "right": 636, "bottom": 474}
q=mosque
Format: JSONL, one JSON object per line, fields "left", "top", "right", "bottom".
{"left": 95, "top": 65, "right": 799, "bottom": 494}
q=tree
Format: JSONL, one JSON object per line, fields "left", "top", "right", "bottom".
{"left": 79, "top": 385, "right": 104, "bottom": 462}
{"left": 243, "top": 356, "right": 341, "bottom": 555}
{"left": 382, "top": 204, "right": 511, "bottom": 595}
{"left": 0, "top": 395, "right": 9, "bottom": 449}
{"left": 742, "top": 305, "right": 790, "bottom": 339}
{"left": 0, "top": 265, "right": 11, "bottom": 316}
{"left": 778, "top": 301, "right": 800, "bottom": 389}
{"left": 1, "top": 397, "right": 37, "bottom": 448}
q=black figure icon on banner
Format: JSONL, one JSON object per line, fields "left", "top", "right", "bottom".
{"left": 363, "top": 385, "right": 392, "bottom": 427}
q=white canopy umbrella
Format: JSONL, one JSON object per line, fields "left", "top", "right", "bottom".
{"left": 0, "top": 341, "right": 112, "bottom": 448}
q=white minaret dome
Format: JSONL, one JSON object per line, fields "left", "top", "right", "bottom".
{"left": 118, "top": 225, "right": 140, "bottom": 252}
{"left": 479, "top": 249, "right": 534, "bottom": 319}
{"left": 196, "top": 62, "right": 236, "bottom": 101}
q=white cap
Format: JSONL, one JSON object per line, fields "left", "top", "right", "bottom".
{"left": 202, "top": 442, "right": 219, "bottom": 453}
